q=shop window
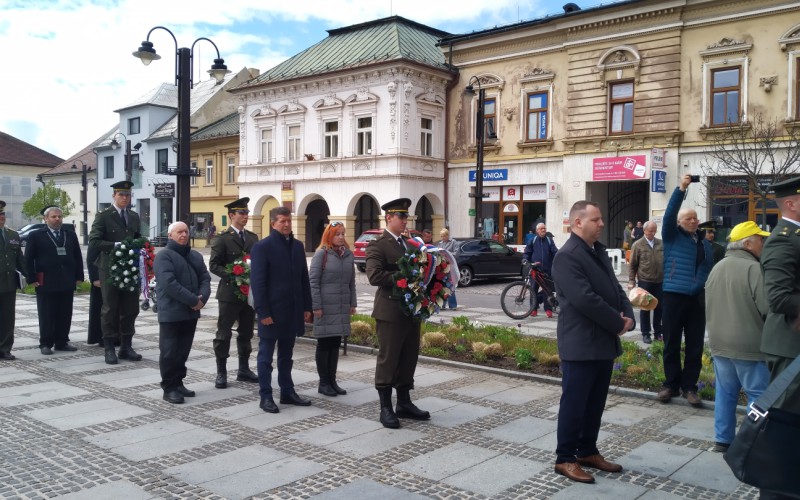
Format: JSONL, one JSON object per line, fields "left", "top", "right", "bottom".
{"left": 711, "top": 67, "right": 741, "bottom": 126}
{"left": 609, "top": 81, "right": 634, "bottom": 134}
{"left": 525, "top": 92, "right": 548, "bottom": 141}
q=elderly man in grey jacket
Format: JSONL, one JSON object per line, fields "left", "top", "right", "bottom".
{"left": 154, "top": 221, "right": 211, "bottom": 404}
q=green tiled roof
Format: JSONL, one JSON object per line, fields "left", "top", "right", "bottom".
{"left": 238, "top": 16, "right": 451, "bottom": 88}
{"left": 191, "top": 112, "right": 239, "bottom": 141}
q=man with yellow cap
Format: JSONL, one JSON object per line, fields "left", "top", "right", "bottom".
{"left": 89, "top": 180, "right": 143, "bottom": 364}
{"left": 0, "top": 200, "right": 27, "bottom": 360}
{"left": 705, "top": 221, "right": 771, "bottom": 454}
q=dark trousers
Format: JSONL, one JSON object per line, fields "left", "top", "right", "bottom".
{"left": 317, "top": 336, "right": 341, "bottom": 351}
{"left": 532, "top": 282, "right": 552, "bottom": 312}
{"left": 213, "top": 300, "right": 255, "bottom": 359}
{"left": 36, "top": 290, "right": 74, "bottom": 348}
{"left": 87, "top": 286, "right": 103, "bottom": 345}
{"left": 556, "top": 359, "right": 613, "bottom": 463}
{"left": 0, "top": 291, "right": 16, "bottom": 353}
{"left": 256, "top": 335, "right": 296, "bottom": 399}
{"left": 100, "top": 284, "right": 139, "bottom": 339}
{"left": 662, "top": 291, "right": 706, "bottom": 392}
{"left": 375, "top": 319, "right": 421, "bottom": 390}
{"left": 637, "top": 280, "right": 663, "bottom": 335}
{"left": 158, "top": 319, "right": 197, "bottom": 392}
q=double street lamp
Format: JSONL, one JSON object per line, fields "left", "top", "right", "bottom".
{"left": 465, "top": 76, "right": 491, "bottom": 238}
{"left": 71, "top": 159, "right": 94, "bottom": 245}
{"left": 109, "top": 133, "right": 142, "bottom": 182}
{"left": 132, "top": 26, "right": 230, "bottom": 224}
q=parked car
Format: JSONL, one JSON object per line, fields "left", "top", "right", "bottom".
{"left": 18, "top": 223, "right": 76, "bottom": 246}
{"left": 451, "top": 237, "right": 524, "bottom": 286}
{"left": 353, "top": 228, "right": 422, "bottom": 272}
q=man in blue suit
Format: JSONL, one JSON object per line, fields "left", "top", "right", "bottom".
{"left": 250, "top": 206, "right": 313, "bottom": 413}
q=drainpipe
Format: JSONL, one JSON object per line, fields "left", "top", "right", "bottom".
{"left": 443, "top": 41, "right": 459, "bottom": 228}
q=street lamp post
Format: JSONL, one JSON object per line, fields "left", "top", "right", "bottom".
{"left": 71, "top": 159, "right": 92, "bottom": 245}
{"left": 465, "top": 76, "right": 488, "bottom": 238}
{"left": 132, "top": 27, "right": 230, "bottom": 224}
{"left": 110, "top": 133, "right": 133, "bottom": 182}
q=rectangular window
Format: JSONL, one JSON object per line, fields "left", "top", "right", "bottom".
{"left": 711, "top": 67, "right": 741, "bottom": 126}
{"left": 420, "top": 117, "right": 433, "bottom": 156}
{"left": 324, "top": 121, "right": 339, "bottom": 158}
{"left": 205, "top": 159, "right": 214, "bottom": 185}
{"left": 357, "top": 117, "right": 372, "bottom": 155}
{"left": 609, "top": 81, "right": 634, "bottom": 134}
{"left": 190, "top": 161, "right": 197, "bottom": 186}
{"left": 104, "top": 156, "right": 114, "bottom": 179}
{"left": 260, "top": 129, "right": 273, "bottom": 163}
{"left": 156, "top": 148, "right": 168, "bottom": 175}
{"left": 526, "top": 92, "right": 548, "bottom": 141}
{"left": 483, "top": 98, "right": 496, "bottom": 141}
{"left": 128, "top": 117, "right": 140, "bottom": 135}
{"left": 131, "top": 153, "right": 141, "bottom": 188}
{"left": 227, "top": 157, "right": 236, "bottom": 183}
{"left": 287, "top": 125, "right": 302, "bottom": 161}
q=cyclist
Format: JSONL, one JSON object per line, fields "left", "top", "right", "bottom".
{"left": 523, "top": 223, "right": 558, "bottom": 317}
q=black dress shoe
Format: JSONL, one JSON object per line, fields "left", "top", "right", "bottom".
{"left": 280, "top": 391, "right": 312, "bottom": 406}
{"left": 40, "top": 346, "right": 53, "bottom": 355}
{"left": 176, "top": 385, "right": 195, "bottom": 397}
{"left": 0, "top": 352, "right": 15, "bottom": 360}
{"left": 163, "top": 390, "right": 185, "bottom": 404}
{"left": 259, "top": 398, "right": 279, "bottom": 413}
{"left": 54, "top": 342, "right": 78, "bottom": 352}
{"left": 236, "top": 368, "right": 259, "bottom": 382}
{"left": 642, "top": 333, "right": 652, "bottom": 344}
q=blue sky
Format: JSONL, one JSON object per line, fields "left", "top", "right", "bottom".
{"left": 1, "top": 0, "right": 609, "bottom": 159}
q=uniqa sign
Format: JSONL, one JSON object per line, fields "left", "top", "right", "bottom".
{"left": 469, "top": 169, "right": 508, "bottom": 182}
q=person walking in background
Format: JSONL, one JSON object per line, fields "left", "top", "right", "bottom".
{"left": 25, "top": 206, "right": 83, "bottom": 355}
{"left": 309, "top": 222, "right": 357, "bottom": 397}
{"left": 86, "top": 244, "right": 103, "bottom": 345}
{"left": 631, "top": 221, "right": 644, "bottom": 243}
{"left": 0, "top": 200, "right": 27, "bottom": 360}
{"left": 153, "top": 222, "right": 211, "bottom": 404}
{"left": 523, "top": 222, "right": 558, "bottom": 318}
{"left": 551, "top": 200, "right": 634, "bottom": 484}
{"left": 705, "top": 221, "right": 771, "bottom": 454}
{"left": 628, "top": 221, "right": 664, "bottom": 344}
{"left": 657, "top": 174, "right": 714, "bottom": 407}
{"left": 700, "top": 222, "right": 726, "bottom": 265}
{"left": 622, "top": 221, "right": 633, "bottom": 250}
{"left": 209, "top": 198, "right": 259, "bottom": 389}
{"left": 438, "top": 228, "right": 458, "bottom": 310}
{"left": 250, "top": 207, "right": 313, "bottom": 414}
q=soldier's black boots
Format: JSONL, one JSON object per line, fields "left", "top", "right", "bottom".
{"left": 329, "top": 348, "right": 346, "bottom": 395}
{"left": 103, "top": 339, "right": 118, "bottom": 365}
{"left": 378, "top": 388, "right": 400, "bottom": 428}
{"left": 316, "top": 349, "right": 338, "bottom": 397}
{"left": 215, "top": 359, "right": 227, "bottom": 389}
{"left": 117, "top": 336, "right": 142, "bottom": 361}
{"left": 236, "top": 357, "right": 258, "bottom": 382}
{"left": 395, "top": 387, "right": 430, "bottom": 420}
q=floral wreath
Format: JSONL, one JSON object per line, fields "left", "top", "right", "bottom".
{"left": 225, "top": 253, "right": 251, "bottom": 302}
{"left": 107, "top": 237, "right": 154, "bottom": 295}
{"left": 393, "top": 237, "right": 459, "bottom": 320}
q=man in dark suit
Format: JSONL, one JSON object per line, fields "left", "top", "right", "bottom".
{"left": 0, "top": 200, "right": 27, "bottom": 360}
{"left": 551, "top": 200, "right": 634, "bottom": 484}
{"left": 210, "top": 197, "right": 259, "bottom": 388}
{"left": 89, "top": 180, "right": 142, "bottom": 364}
{"left": 250, "top": 206, "right": 313, "bottom": 413}
{"left": 25, "top": 206, "right": 84, "bottom": 355}
{"left": 366, "top": 198, "right": 430, "bottom": 429}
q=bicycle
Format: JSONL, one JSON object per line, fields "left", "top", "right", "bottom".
{"left": 500, "top": 261, "right": 559, "bottom": 320}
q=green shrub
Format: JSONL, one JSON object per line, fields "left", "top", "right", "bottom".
{"left": 472, "top": 350, "right": 487, "bottom": 362}
{"left": 422, "top": 346, "right": 449, "bottom": 358}
{"left": 515, "top": 348, "right": 534, "bottom": 369}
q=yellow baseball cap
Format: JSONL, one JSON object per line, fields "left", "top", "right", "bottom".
{"left": 728, "top": 221, "right": 770, "bottom": 242}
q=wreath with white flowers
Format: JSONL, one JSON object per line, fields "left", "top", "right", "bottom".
{"left": 107, "top": 237, "right": 153, "bottom": 293}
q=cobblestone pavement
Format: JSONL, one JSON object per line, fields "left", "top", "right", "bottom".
{"left": 0, "top": 262, "right": 757, "bottom": 499}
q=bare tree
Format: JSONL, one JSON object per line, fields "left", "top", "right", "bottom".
{"left": 699, "top": 114, "right": 800, "bottom": 227}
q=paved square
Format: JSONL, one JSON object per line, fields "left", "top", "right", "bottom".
{"left": 25, "top": 398, "right": 151, "bottom": 430}
{"left": 0, "top": 381, "right": 90, "bottom": 407}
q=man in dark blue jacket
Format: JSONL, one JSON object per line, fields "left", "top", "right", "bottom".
{"left": 552, "top": 200, "right": 634, "bottom": 483}
{"left": 250, "top": 207, "right": 313, "bottom": 413}
{"left": 657, "top": 175, "right": 714, "bottom": 407}
{"left": 523, "top": 222, "right": 558, "bottom": 317}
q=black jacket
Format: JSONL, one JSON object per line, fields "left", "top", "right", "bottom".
{"left": 25, "top": 227, "right": 83, "bottom": 293}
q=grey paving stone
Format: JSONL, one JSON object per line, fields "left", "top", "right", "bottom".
{"left": 11, "top": 348, "right": 83, "bottom": 361}
{"left": 395, "top": 442, "right": 500, "bottom": 480}
{"left": 527, "top": 429, "right": 612, "bottom": 453}
{"left": 327, "top": 426, "right": 426, "bottom": 458}
{"left": 483, "top": 384, "right": 558, "bottom": 405}
{"left": 86, "top": 418, "right": 196, "bottom": 448}
{"left": 412, "top": 368, "right": 465, "bottom": 387}
{"left": 664, "top": 414, "right": 715, "bottom": 441}
{"left": 84, "top": 367, "right": 162, "bottom": 388}
{"left": 0, "top": 367, "right": 40, "bottom": 384}
{"left": 138, "top": 381, "right": 249, "bottom": 405}
{"left": 333, "top": 357, "right": 376, "bottom": 373}
{"left": 207, "top": 401, "right": 328, "bottom": 431}
{"left": 671, "top": 450, "right": 740, "bottom": 493}
{"left": 13, "top": 319, "right": 41, "bottom": 327}
{"left": 164, "top": 444, "right": 289, "bottom": 484}
{"left": 47, "top": 356, "right": 118, "bottom": 374}
{"left": 638, "top": 489, "right": 690, "bottom": 499}
{"left": 7, "top": 336, "right": 39, "bottom": 347}
{"left": 24, "top": 398, "right": 151, "bottom": 430}
{"left": 443, "top": 453, "right": 546, "bottom": 497}
{"left": 133, "top": 325, "right": 162, "bottom": 335}
{"left": 550, "top": 477, "right": 649, "bottom": 499}
{"left": 620, "top": 441, "right": 701, "bottom": 477}
{"left": 451, "top": 379, "right": 519, "bottom": 398}
{"left": 288, "top": 368, "right": 319, "bottom": 385}
{"left": 482, "top": 416, "right": 557, "bottom": 444}
{"left": 197, "top": 455, "right": 327, "bottom": 499}
{"left": 429, "top": 400, "right": 497, "bottom": 428}
{"left": 317, "top": 385, "right": 378, "bottom": 407}
{"left": 410, "top": 396, "right": 463, "bottom": 413}
{"left": 602, "top": 403, "right": 661, "bottom": 426}
{"left": 0, "top": 381, "right": 90, "bottom": 407}
{"left": 311, "top": 478, "right": 429, "bottom": 499}
{"left": 55, "top": 480, "right": 157, "bottom": 500}
{"left": 290, "top": 416, "right": 384, "bottom": 446}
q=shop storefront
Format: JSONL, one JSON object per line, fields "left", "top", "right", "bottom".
{"left": 709, "top": 176, "right": 779, "bottom": 237}
{"left": 477, "top": 184, "right": 548, "bottom": 244}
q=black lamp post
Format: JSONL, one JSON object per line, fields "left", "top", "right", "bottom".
{"left": 71, "top": 159, "right": 92, "bottom": 245}
{"left": 465, "top": 76, "right": 488, "bottom": 238}
{"left": 110, "top": 133, "right": 133, "bottom": 182}
{"left": 132, "top": 26, "right": 230, "bottom": 224}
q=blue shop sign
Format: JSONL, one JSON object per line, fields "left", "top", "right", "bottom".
{"left": 651, "top": 170, "right": 666, "bottom": 193}
{"left": 469, "top": 168, "right": 508, "bottom": 182}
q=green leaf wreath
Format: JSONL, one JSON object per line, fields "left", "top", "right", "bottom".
{"left": 107, "top": 237, "right": 151, "bottom": 292}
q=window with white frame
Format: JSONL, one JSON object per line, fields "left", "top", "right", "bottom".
{"left": 190, "top": 161, "right": 197, "bottom": 186}
{"left": 227, "top": 157, "right": 235, "bottom": 183}
{"left": 287, "top": 125, "right": 302, "bottom": 161}
{"left": 711, "top": 67, "right": 741, "bottom": 126}
{"left": 104, "top": 156, "right": 114, "bottom": 178}
{"left": 609, "top": 81, "right": 634, "bottom": 134}
{"left": 483, "top": 98, "right": 497, "bottom": 141}
{"left": 324, "top": 121, "right": 339, "bottom": 158}
{"left": 260, "top": 129, "right": 273, "bottom": 163}
{"left": 357, "top": 116, "right": 372, "bottom": 155}
{"left": 128, "top": 117, "right": 140, "bottom": 135}
{"left": 420, "top": 117, "right": 433, "bottom": 156}
{"left": 525, "top": 92, "right": 548, "bottom": 141}
{"left": 205, "top": 159, "right": 214, "bottom": 185}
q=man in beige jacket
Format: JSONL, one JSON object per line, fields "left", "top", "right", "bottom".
{"left": 628, "top": 221, "right": 664, "bottom": 344}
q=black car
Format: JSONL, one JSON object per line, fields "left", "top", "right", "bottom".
{"left": 18, "top": 223, "right": 76, "bottom": 246}
{"left": 451, "top": 238, "right": 524, "bottom": 286}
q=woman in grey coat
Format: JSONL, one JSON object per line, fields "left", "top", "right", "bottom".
{"left": 309, "top": 222, "right": 357, "bottom": 396}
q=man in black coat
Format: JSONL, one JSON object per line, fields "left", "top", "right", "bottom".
{"left": 25, "top": 206, "right": 84, "bottom": 354}
{"left": 551, "top": 200, "right": 634, "bottom": 484}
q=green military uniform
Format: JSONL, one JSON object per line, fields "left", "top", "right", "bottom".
{"left": 88, "top": 181, "right": 142, "bottom": 364}
{"left": 366, "top": 198, "right": 429, "bottom": 428}
{"left": 0, "top": 201, "right": 26, "bottom": 359}
{"left": 760, "top": 176, "right": 800, "bottom": 412}
{"left": 209, "top": 197, "right": 259, "bottom": 387}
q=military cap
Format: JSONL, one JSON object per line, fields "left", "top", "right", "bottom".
{"left": 224, "top": 197, "right": 250, "bottom": 213}
{"left": 381, "top": 198, "right": 412, "bottom": 216}
{"left": 698, "top": 220, "right": 716, "bottom": 232}
{"left": 769, "top": 176, "right": 800, "bottom": 198}
{"left": 111, "top": 180, "right": 134, "bottom": 193}
{"left": 40, "top": 205, "right": 60, "bottom": 216}
{"left": 0, "top": 200, "right": 5, "bottom": 214}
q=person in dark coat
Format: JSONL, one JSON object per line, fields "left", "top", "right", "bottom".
{"left": 0, "top": 200, "right": 27, "bottom": 360}
{"left": 25, "top": 206, "right": 84, "bottom": 355}
{"left": 250, "top": 206, "right": 313, "bottom": 413}
{"left": 700, "top": 222, "right": 726, "bottom": 265}
{"left": 86, "top": 244, "right": 104, "bottom": 345}
{"left": 551, "top": 200, "right": 634, "bottom": 484}
{"left": 209, "top": 197, "right": 259, "bottom": 388}
{"left": 523, "top": 222, "right": 558, "bottom": 317}
{"left": 366, "top": 198, "right": 430, "bottom": 429}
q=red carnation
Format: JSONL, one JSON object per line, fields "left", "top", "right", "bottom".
{"left": 435, "top": 272, "right": 445, "bottom": 280}
{"left": 421, "top": 298, "right": 430, "bottom": 306}
{"left": 432, "top": 282, "right": 443, "bottom": 293}
{"left": 244, "top": 254, "right": 250, "bottom": 260}
{"left": 396, "top": 278, "right": 408, "bottom": 288}
{"left": 239, "top": 285, "right": 250, "bottom": 295}
{"left": 232, "top": 265, "right": 245, "bottom": 275}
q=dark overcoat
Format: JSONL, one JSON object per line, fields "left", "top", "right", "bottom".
{"left": 209, "top": 226, "right": 259, "bottom": 303}
{"left": 551, "top": 233, "right": 634, "bottom": 361}
{"left": 25, "top": 228, "right": 83, "bottom": 292}
{"left": 761, "top": 218, "right": 800, "bottom": 358}
{"left": 86, "top": 244, "right": 103, "bottom": 344}
{"left": 250, "top": 228, "right": 311, "bottom": 339}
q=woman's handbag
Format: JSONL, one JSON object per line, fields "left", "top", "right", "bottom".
{"left": 724, "top": 355, "right": 800, "bottom": 496}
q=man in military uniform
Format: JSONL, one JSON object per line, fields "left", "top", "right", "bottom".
{"left": 699, "top": 221, "right": 726, "bottom": 265}
{"left": 210, "top": 197, "right": 259, "bottom": 388}
{"left": 0, "top": 201, "right": 26, "bottom": 360}
{"left": 89, "top": 180, "right": 143, "bottom": 364}
{"left": 761, "top": 176, "right": 800, "bottom": 413}
{"left": 366, "top": 198, "right": 430, "bottom": 428}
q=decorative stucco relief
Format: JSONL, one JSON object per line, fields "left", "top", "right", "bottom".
{"left": 354, "top": 160, "right": 371, "bottom": 171}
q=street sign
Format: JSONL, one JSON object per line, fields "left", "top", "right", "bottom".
{"left": 154, "top": 183, "right": 175, "bottom": 198}
{"left": 468, "top": 208, "right": 476, "bottom": 216}
{"left": 651, "top": 170, "right": 667, "bottom": 193}
{"left": 651, "top": 148, "right": 666, "bottom": 169}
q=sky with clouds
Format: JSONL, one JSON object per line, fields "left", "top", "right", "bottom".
{"left": 1, "top": 0, "right": 601, "bottom": 159}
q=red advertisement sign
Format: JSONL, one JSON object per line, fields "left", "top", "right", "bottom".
{"left": 592, "top": 155, "right": 649, "bottom": 181}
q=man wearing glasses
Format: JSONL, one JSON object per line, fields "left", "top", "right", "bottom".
{"left": 210, "top": 197, "right": 260, "bottom": 388}
{"left": 89, "top": 180, "right": 143, "bottom": 365}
